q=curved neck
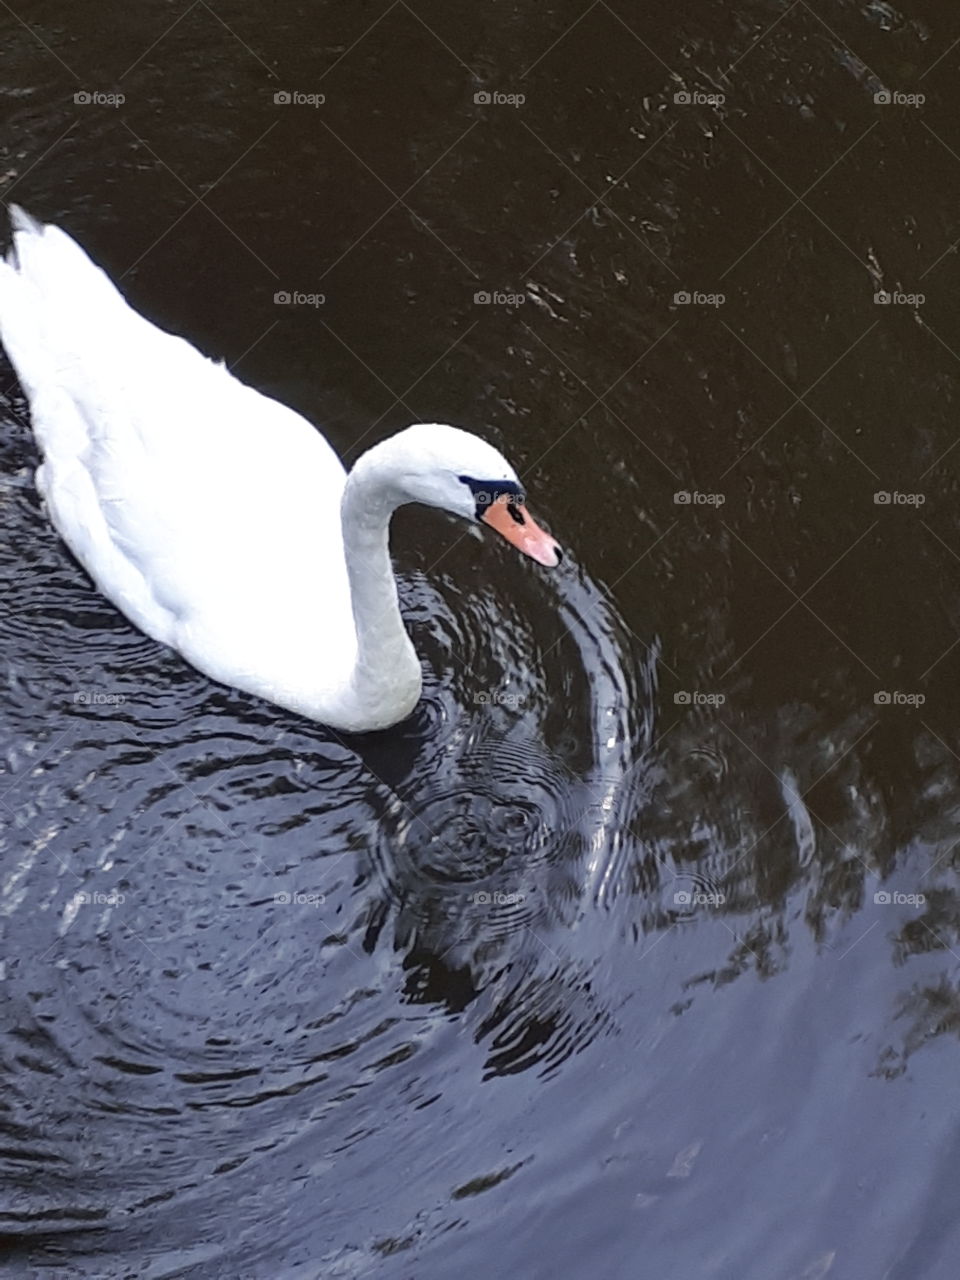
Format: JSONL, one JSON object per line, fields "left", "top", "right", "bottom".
{"left": 339, "top": 457, "right": 421, "bottom": 730}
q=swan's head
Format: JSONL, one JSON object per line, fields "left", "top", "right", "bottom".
{"left": 373, "top": 423, "right": 562, "bottom": 567}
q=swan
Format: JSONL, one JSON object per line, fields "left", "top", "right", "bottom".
{"left": 0, "top": 206, "right": 561, "bottom": 732}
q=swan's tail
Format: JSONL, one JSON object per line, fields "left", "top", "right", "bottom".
{"left": 0, "top": 204, "right": 137, "bottom": 400}
{"left": 0, "top": 207, "right": 52, "bottom": 398}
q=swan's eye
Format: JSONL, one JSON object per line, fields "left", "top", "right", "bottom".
{"left": 458, "top": 475, "right": 526, "bottom": 521}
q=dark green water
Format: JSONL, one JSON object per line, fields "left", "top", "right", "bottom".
{"left": 2, "top": 1, "right": 960, "bottom": 1276}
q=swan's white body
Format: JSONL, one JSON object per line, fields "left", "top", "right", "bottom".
{"left": 0, "top": 209, "right": 559, "bottom": 731}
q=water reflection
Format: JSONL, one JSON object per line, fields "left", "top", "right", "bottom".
{"left": 349, "top": 554, "right": 645, "bottom": 1075}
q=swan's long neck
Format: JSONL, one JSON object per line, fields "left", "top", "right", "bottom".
{"left": 339, "top": 455, "right": 422, "bottom": 730}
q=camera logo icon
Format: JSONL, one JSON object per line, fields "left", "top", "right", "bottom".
{"left": 474, "top": 91, "right": 491, "bottom": 105}
{"left": 474, "top": 291, "right": 491, "bottom": 304}
{"left": 874, "top": 90, "right": 892, "bottom": 105}
{"left": 274, "top": 90, "right": 292, "bottom": 104}
{"left": 674, "top": 92, "right": 691, "bottom": 105}
{"left": 674, "top": 890, "right": 692, "bottom": 904}
{"left": 274, "top": 291, "right": 291, "bottom": 304}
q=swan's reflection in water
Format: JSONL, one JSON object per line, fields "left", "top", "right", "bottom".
{"left": 344, "top": 554, "right": 653, "bottom": 1076}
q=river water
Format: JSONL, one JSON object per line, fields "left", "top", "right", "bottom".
{"left": 2, "top": 2, "right": 960, "bottom": 1277}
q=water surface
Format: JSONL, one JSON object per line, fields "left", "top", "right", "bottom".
{"left": 3, "top": 2, "right": 960, "bottom": 1277}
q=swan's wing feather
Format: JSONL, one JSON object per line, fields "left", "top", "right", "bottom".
{"left": 0, "top": 213, "right": 353, "bottom": 668}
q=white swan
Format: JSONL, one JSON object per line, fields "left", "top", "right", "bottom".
{"left": 0, "top": 207, "right": 561, "bottom": 732}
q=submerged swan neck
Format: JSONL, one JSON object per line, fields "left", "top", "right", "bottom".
{"left": 339, "top": 451, "right": 421, "bottom": 728}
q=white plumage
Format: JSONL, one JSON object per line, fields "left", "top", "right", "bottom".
{"left": 0, "top": 208, "right": 560, "bottom": 731}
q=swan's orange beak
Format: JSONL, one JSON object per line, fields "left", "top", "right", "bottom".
{"left": 481, "top": 496, "right": 562, "bottom": 567}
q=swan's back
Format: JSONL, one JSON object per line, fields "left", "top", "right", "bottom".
{"left": 0, "top": 210, "right": 356, "bottom": 710}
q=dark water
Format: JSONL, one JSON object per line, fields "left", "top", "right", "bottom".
{"left": 2, "top": 1, "right": 960, "bottom": 1276}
